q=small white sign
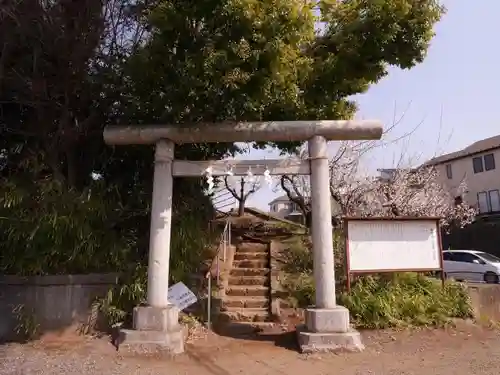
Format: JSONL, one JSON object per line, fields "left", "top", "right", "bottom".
{"left": 167, "top": 282, "right": 198, "bottom": 311}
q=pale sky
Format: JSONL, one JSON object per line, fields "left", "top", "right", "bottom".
{"left": 225, "top": 0, "right": 500, "bottom": 211}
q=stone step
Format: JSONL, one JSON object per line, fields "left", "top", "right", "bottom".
{"left": 220, "top": 307, "right": 271, "bottom": 322}
{"left": 237, "top": 242, "right": 268, "bottom": 253}
{"left": 226, "top": 285, "right": 269, "bottom": 297}
{"left": 222, "top": 296, "right": 270, "bottom": 309}
{"left": 234, "top": 252, "right": 268, "bottom": 261}
{"left": 233, "top": 259, "right": 269, "bottom": 268}
{"left": 230, "top": 267, "right": 270, "bottom": 277}
{"left": 228, "top": 275, "right": 269, "bottom": 286}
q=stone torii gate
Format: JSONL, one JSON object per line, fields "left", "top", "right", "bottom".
{"left": 103, "top": 120, "right": 383, "bottom": 353}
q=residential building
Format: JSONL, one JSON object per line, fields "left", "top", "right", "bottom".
{"left": 377, "top": 168, "right": 415, "bottom": 182}
{"left": 268, "top": 194, "right": 342, "bottom": 224}
{"left": 425, "top": 135, "right": 500, "bottom": 216}
{"left": 268, "top": 195, "right": 304, "bottom": 223}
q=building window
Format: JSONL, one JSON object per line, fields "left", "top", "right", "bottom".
{"left": 473, "top": 156, "right": 484, "bottom": 173}
{"left": 478, "top": 192, "right": 489, "bottom": 213}
{"left": 484, "top": 153, "right": 496, "bottom": 171}
{"left": 478, "top": 190, "right": 500, "bottom": 213}
{"left": 445, "top": 164, "right": 453, "bottom": 179}
{"left": 473, "top": 154, "right": 496, "bottom": 173}
{"left": 489, "top": 190, "right": 500, "bottom": 212}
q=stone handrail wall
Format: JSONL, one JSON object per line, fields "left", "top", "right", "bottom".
{"left": 467, "top": 284, "right": 500, "bottom": 324}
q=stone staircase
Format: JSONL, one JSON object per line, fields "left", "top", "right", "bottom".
{"left": 221, "top": 240, "right": 272, "bottom": 324}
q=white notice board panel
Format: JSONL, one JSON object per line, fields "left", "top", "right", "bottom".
{"left": 346, "top": 219, "right": 441, "bottom": 272}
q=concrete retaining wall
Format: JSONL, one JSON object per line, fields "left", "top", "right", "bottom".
{"left": 467, "top": 284, "right": 500, "bottom": 323}
{"left": 0, "top": 273, "right": 119, "bottom": 341}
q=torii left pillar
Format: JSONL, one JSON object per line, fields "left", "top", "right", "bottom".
{"left": 104, "top": 120, "right": 383, "bottom": 354}
{"left": 121, "top": 139, "right": 185, "bottom": 353}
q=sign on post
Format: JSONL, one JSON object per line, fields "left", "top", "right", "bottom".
{"left": 167, "top": 282, "right": 198, "bottom": 311}
{"left": 344, "top": 217, "right": 444, "bottom": 291}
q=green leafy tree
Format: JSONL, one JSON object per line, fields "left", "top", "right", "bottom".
{"left": 0, "top": 0, "right": 445, "bottom": 277}
{"left": 128, "top": 0, "right": 443, "bottom": 146}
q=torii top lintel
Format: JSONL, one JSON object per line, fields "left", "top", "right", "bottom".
{"left": 103, "top": 120, "right": 383, "bottom": 146}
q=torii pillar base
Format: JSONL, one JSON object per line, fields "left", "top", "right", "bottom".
{"left": 296, "top": 306, "right": 364, "bottom": 353}
{"left": 117, "top": 305, "right": 184, "bottom": 355}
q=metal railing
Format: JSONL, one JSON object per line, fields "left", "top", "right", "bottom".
{"left": 205, "top": 217, "right": 231, "bottom": 329}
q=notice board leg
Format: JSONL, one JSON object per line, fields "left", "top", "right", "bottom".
{"left": 441, "top": 270, "right": 446, "bottom": 288}
{"left": 346, "top": 272, "right": 351, "bottom": 293}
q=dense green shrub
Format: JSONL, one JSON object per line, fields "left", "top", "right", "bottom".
{"left": 0, "top": 173, "right": 215, "bottom": 277}
{"left": 285, "top": 271, "right": 472, "bottom": 328}
{"left": 339, "top": 273, "right": 473, "bottom": 328}
{"left": 0, "top": 172, "right": 217, "bottom": 327}
{"left": 0, "top": 178, "right": 135, "bottom": 275}
{"left": 94, "top": 205, "right": 217, "bottom": 327}
{"left": 281, "top": 237, "right": 313, "bottom": 274}
{"left": 282, "top": 271, "right": 315, "bottom": 308}
{"left": 93, "top": 264, "right": 148, "bottom": 327}
{"left": 280, "top": 233, "right": 473, "bottom": 328}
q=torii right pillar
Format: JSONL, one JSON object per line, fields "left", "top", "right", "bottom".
{"left": 297, "top": 135, "right": 363, "bottom": 353}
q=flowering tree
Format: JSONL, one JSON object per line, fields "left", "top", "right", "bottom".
{"left": 363, "top": 167, "right": 476, "bottom": 229}
{"left": 280, "top": 141, "right": 477, "bottom": 230}
{"left": 280, "top": 139, "right": 380, "bottom": 227}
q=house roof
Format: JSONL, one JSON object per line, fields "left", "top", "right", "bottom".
{"left": 425, "top": 135, "right": 500, "bottom": 166}
{"left": 268, "top": 194, "right": 298, "bottom": 205}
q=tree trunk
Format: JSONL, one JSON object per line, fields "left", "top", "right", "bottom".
{"left": 305, "top": 211, "right": 312, "bottom": 228}
{"left": 238, "top": 198, "right": 246, "bottom": 216}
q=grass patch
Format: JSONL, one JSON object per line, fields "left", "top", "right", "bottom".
{"left": 280, "top": 236, "right": 313, "bottom": 274}
{"left": 282, "top": 271, "right": 315, "bottom": 308}
{"left": 279, "top": 236, "right": 473, "bottom": 329}
{"left": 339, "top": 273, "right": 473, "bottom": 329}
{"left": 284, "top": 272, "right": 473, "bottom": 328}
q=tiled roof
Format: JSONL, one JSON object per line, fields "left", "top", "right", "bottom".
{"left": 425, "top": 135, "right": 500, "bottom": 166}
{"left": 268, "top": 195, "right": 291, "bottom": 205}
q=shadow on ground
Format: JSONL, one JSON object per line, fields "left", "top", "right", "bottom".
{"left": 212, "top": 322, "right": 299, "bottom": 352}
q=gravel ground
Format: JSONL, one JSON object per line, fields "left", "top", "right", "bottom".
{"left": 2, "top": 322, "right": 500, "bottom": 375}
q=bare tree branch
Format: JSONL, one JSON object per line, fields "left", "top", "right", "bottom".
{"left": 277, "top": 103, "right": 476, "bottom": 229}
{"left": 223, "top": 175, "right": 262, "bottom": 216}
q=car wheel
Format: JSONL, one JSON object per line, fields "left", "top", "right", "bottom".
{"left": 484, "top": 272, "right": 499, "bottom": 284}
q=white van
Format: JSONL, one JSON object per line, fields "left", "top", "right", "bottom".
{"left": 443, "top": 250, "right": 500, "bottom": 284}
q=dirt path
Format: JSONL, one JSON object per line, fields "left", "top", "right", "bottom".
{"left": 2, "top": 322, "right": 500, "bottom": 375}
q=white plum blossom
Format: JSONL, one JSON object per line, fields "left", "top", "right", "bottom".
{"left": 280, "top": 140, "right": 477, "bottom": 229}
